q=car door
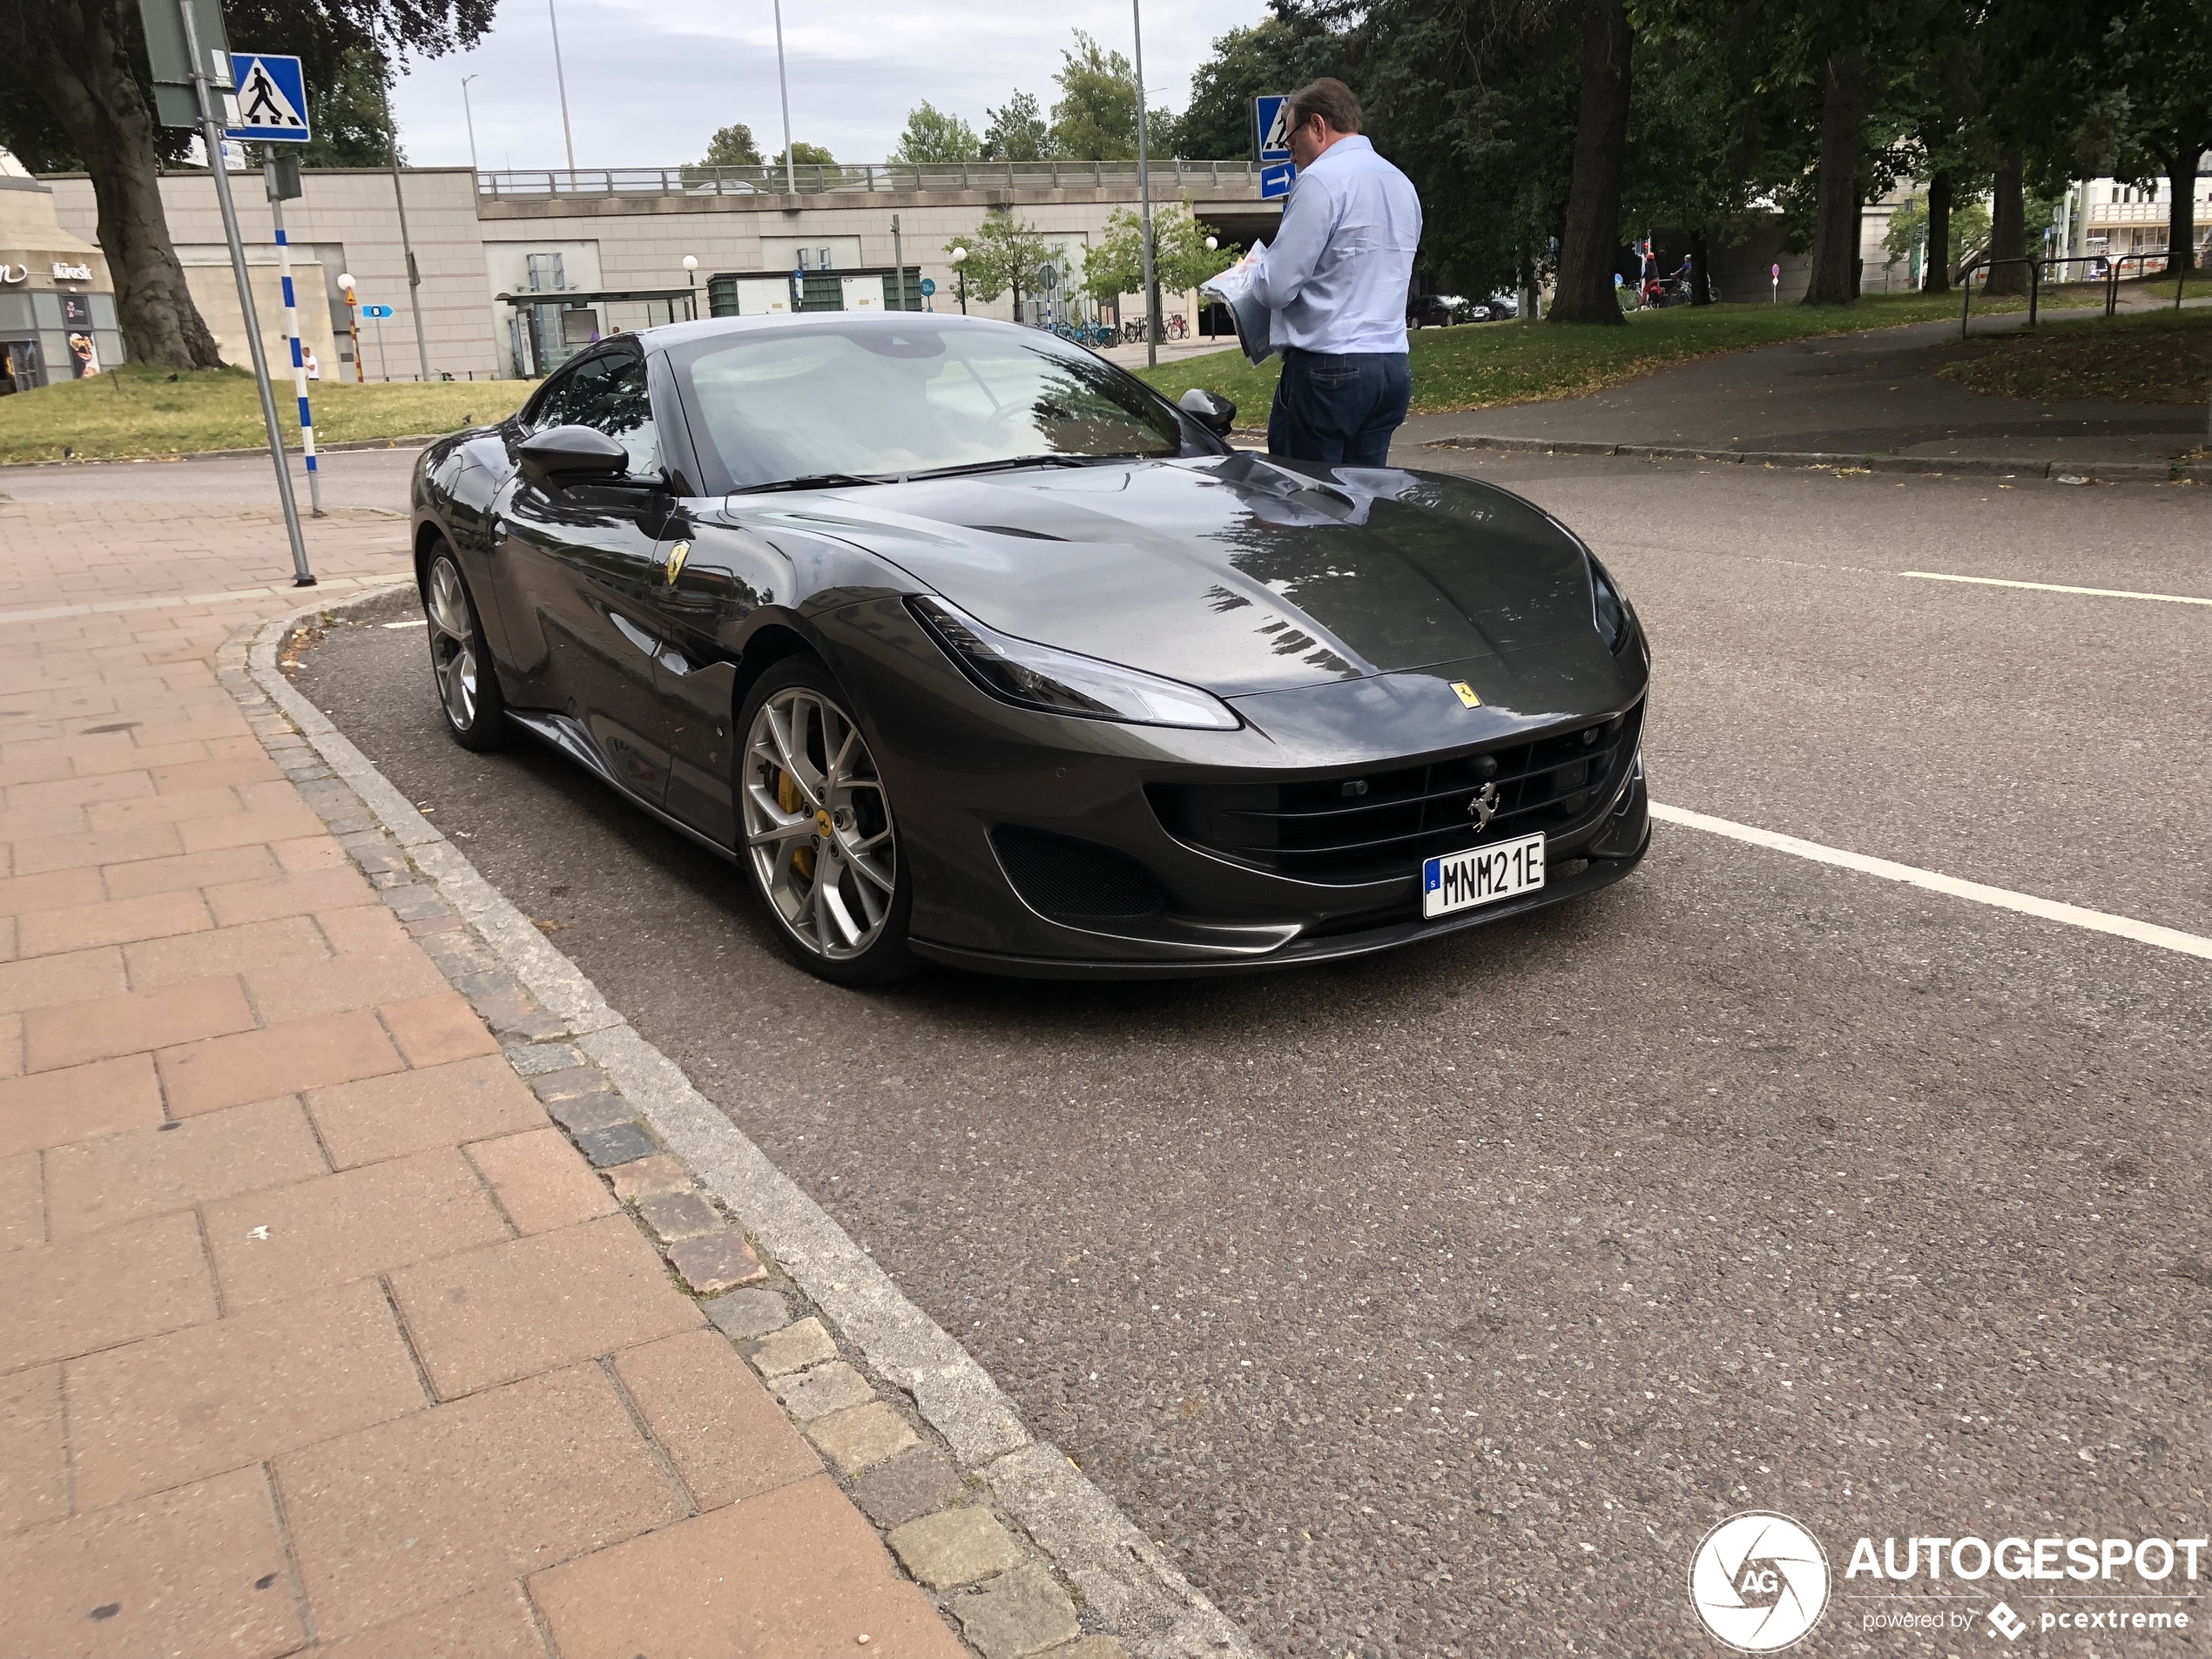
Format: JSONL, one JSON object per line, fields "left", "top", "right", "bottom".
{"left": 491, "top": 347, "right": 679, "bottom": 805}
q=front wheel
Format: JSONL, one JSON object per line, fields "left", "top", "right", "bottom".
{"left": 421, "top": 547, "right": 509, "bottom": 751}
{"left": 737, "top": 657, "right": 915, "bottom": 985}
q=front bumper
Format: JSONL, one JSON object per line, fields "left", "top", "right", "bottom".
{"left": 818, "top": 597, "right": 1651, "bottom": 980}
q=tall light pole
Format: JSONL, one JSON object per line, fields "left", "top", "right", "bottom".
{"left": 1131, "top": 0, "right": 1158, "bottom": 368}
{"left": 681, "top": 253, "right": 698, "bottom": 320}
{"left": 375, "top": 74, "right": 433, "bottom": 382}
{"left": 950, "top": 245, "right": 968, "bottom": 314}
{"left": 548, "top": 0, "right": 577, "bottom": 180}
{"left": 461, "top": 74, "right": 480, "bottom": 178}
{"left": 772, "top": 0, "right": 796, "bottom": 194}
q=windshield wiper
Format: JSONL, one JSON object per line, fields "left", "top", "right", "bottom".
{"left": 732, "top": 472, "right": 887, "bottom": 495}
{"left": 897, "top": 453, "right": 1156, "bottom": 482}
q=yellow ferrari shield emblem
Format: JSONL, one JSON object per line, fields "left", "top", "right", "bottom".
{"left": 1451, "top": 681, "right": 1481, "bottom": 708}
{"left": 664, "top": 540, "right": 690, "bottom": 585}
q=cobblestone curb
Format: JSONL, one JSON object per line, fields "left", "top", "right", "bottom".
{"left": 1421, "top": 432, "right": 2202, "bottom": 482}
{"left": 228, "top": 590, "right": 1251, "bottom": 1659}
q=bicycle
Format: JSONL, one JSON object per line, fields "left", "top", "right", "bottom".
{"left": 1165, "top": 313, "right": 1187, "bottom": 340}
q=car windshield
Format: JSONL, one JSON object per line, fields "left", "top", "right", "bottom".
{"left": 670, "top": 320, "right": 1188, "bottom": 491}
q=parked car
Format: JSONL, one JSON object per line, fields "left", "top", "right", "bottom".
{"left": 1407, "top": 293, "right": 1467, "bottom": 327}
{"left": 1466, "top": 293, "right": 1520, "bottom": 321}
{"left": 408, "top": 313, "right": 1649, "bottom": 982}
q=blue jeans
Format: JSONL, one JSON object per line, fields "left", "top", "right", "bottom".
{"left": 1267, "top": 348, "right": 1413, "bottom": 467}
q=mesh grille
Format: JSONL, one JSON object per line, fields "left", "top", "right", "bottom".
{"left": 993, "top": 829, "right": 1169, "bottom": 920}
{"left": 1149, "top": 705, "right": 1642, "bottom": 886}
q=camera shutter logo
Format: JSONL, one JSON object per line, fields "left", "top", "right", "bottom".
{"left": 1688, "top": 1512, "right": 1830, "bottom": 1652}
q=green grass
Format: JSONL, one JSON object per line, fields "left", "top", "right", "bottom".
{"left": 1136, "top": 291, "right": 2058, "bottom": 421}
{"left": 1937, "top": 307, "right": 2212, "bottom": 404}
{"left": 0, "top": 365, "right": 527, "bottom": 466}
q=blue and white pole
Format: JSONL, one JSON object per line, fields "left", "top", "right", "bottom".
{"left": 270, "top": 198, "right": 324, "bottom": 517}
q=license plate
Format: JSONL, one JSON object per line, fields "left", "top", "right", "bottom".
{"left": 1422, "top": 833, "right": 1546, "bottom": 919}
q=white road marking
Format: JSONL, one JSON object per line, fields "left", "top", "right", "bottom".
{"left": 381, "top": 617, "right": 429, "bottom": 628}
{"left": 1899, "top": 570, "right": 2212, "bottom": 606}
{"left": 1650, "top": 802, "right": 2212, "bottom": 963}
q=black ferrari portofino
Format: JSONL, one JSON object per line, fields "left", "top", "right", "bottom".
{"left": 408, "top": 313, "right": 1649, "bottom": 982}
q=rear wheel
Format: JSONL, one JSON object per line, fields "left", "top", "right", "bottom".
{"left": 421, "top": 547, "right": 508, "bottom": 751}
{"left": 737, "top": 657, "right": 914, "bottom": 985}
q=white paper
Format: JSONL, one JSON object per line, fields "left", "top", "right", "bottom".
{"left": 1201, "top": 241, "right": 1277, "bottom": 367}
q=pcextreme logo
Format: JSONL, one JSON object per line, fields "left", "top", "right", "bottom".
{"left": 1689, "top": 1512, "right": 1831, "bottom": 1652}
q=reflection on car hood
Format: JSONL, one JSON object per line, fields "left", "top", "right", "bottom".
{"left": 723, "top": 455, "right": 1598, "bottom": 696}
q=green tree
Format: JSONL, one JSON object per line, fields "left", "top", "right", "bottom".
{"left": 981, "top": 91, "right": 1053, "bottom": 160}
{"left": 700, "top": 123, "right": 764, "bottom": 166}
{"left": 296, "top": 48, "right": 399, "bottom": 168}
{"left": 2104, "top": 0, "right": 2212, "bottom": 273}
{"left": 1883, "top": 187, "right": 1992, "bottom": 278}
{"left": 0, "top": 0, "right": 491, "bottom": 369}
{"left": 893, "top": 103, "right": 981, "bottom": 164}
{"left": 946, "top": 207, "right": 1049, "bottom": 308}
{"left": 772, "top": 141, "right": 837, "bottom": 168}
{"left": 1179, "top": 8, "right": 1339, "bottom": 158}
{"left": 1078, "top": 201, "right": 1235, "bottom": 304}
{"left": 1050, "top": 30, "right": 1140, "bottom": 159}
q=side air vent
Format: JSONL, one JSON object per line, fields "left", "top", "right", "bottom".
{"left": 992, "top": 828, "right": 1168, "bottom": 921}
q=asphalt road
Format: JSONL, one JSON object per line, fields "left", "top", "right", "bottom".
{"left": 293, "top": 456, "right": 2212, "bottom": 1658}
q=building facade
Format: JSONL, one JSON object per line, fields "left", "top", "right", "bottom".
{"left": 0, "top": 149, "right": 121, "bottom": 393}
{"left": 43, "top": 161, "right": 1283, "bottom": 382}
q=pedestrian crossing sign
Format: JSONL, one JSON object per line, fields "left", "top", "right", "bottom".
{"left": 224, "top": 54, "right": 311, "bottom": 144}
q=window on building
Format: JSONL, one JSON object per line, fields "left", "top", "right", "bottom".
{"left": 526, "top": 252, "right": 568, "bottom": 293}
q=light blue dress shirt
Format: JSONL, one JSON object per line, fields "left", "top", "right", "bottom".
{"left": 1249, "top": 136, "right": 1423, "bottom": 355}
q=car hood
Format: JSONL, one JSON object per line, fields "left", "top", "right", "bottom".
{"left": 720, "top": 455, "right": 1602, "bottom": 697}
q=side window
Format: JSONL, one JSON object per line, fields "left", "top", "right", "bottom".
{"left": 569, "top": 353, "right": 658, "bottom": 475}
{"left": 524, "top": 354, "right": 606, "bottom": 433}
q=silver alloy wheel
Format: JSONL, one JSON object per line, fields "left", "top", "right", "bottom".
{"left": 425, "top": 556, "right": 479, "bottom": 731}
{"left": 740, "top": 686, "right": 897, "bottom": 961}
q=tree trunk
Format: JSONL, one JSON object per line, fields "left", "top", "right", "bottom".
{"left": 2168, "top": 143, "right": 2200, "bottom": 274}
{"left": 1803, "top": 47, "right": 1866, "bottom": 305}
{"left": 1924, "top": 171, "right": 1952, "bottom": 293}
{"left": 1689, "top": 228, "right": 1712, "bottom": 304}
{"left": 1548, "top": 0, "right": 1634, "bottom": 326}
{"left": 1983, "top": 146, "right": 2028, "bottom": 296}
{"left": 7, "top": 0, "right": 222, "bottom": 368}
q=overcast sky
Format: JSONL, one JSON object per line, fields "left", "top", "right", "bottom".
{"left": 389, "top": 0, "right": 1270, "bottom": 173}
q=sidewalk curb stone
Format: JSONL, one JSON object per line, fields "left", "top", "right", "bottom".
{"left": 231, "top": 590, "right": 1252, "bottom": 1659}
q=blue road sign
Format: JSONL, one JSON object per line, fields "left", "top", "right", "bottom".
{"left": 919, "top": 277, "right": 936, "bottom": 297}
{"left": 226, "top": 54, "right": 310, "bottom": 143}
{"left": 361, "top": 304, "right": 395, "bottom": 320}
{"left": 1260, "top": 161, "right": 1297, "bottom": 200}
{"left": 1254, "top": 95, "right": 1291, "bottom": 162}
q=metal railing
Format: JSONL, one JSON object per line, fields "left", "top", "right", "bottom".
{"left": 475, "top": 158, "right": 1269, "bottom": 201}
{"left": 1958, "top": 255, "right": 2044, "bottom": 336}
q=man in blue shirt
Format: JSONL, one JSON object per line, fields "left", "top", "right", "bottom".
{"left": 1248, "top": 79, "right": 1423, "bottom": 466}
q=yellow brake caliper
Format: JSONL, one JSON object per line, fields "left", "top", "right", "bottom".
{"left": 778, "top": 766, "right": 814, "bottom": 880}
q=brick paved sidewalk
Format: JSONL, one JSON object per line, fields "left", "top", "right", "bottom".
{"left": 0, "top": 502, "right": 1076, "bottom": 1658}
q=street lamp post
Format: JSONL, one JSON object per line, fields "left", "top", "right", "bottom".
{"left": 772, "top": 0, "right": 796, "bottom": 195}
{"left": 681, "top": 253, "right": 698, "bottom": 321}
{"left": 548, "top": 0, "right": 577, "bottom": 181}
{"left": 461, "top": 74, "right": 480, "bottom": 179}
{"left": 950, "top": 246, "right": 968, "bottom": 314}
{"left": 1131, "top": 0, "right": 1159, "bottom": 368}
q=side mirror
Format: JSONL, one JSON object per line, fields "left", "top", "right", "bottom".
{"left": 518, "top": 423, "right": 631, "bottom": 483}
{"left": 1178, "top": 387, "right": 1237, "bottom": 436}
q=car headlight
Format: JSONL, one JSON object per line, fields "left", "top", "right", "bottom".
{"left": 1588, "top": 553, "right": 1635, "bottom": 654}
{"left": 908, "top": 597, "right": 1240, "bottom": 730}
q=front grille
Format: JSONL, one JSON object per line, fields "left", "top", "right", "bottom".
{"left": 1148, "top": 705, "right": 1642, "bottom": 886}
{"left": 992, "top": 828, "right": 1169, "bottom": 921}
